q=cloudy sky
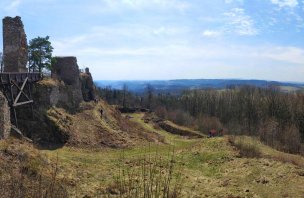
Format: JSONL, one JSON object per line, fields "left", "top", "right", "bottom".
{"left": 0, "top": 0, "right": 303, "bottom": 81}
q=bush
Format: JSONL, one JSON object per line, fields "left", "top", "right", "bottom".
{"left": 196, "top": 116, "right": 223, "bottom": 134}
{"left": 155, "top": 106, "right": 168, "bottom": 120}
{"left": 167, "top": 109, "right": 195, "bottom": 127}
{"left": 106, "top": 149, "right": 183, "bottom": 198}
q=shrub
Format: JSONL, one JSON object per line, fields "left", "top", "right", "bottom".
{"left": 167, "top": 110, "right": 194, "bottom": 127}
{"left": 0, "top": 156, "right": 67, "bottom": 198}
{"left": 196, "top": 116, "right": 223, "bottom": 134}
{"left": 106, "top": 149, "right": 183, "bottom": 198}
{"left": 155, "top": 106, "right": 168, "bottom": 120}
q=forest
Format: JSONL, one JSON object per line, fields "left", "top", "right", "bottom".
{"left": 98, "top": 85, "right": 304, "bottom": 154}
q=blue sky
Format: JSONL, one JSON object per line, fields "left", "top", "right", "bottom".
{"left": 0, "top": 0, "right": 303, "bottom": 81}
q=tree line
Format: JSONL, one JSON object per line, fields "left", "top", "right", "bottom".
{"left": 98, "top": 85, "right": 304, "bottom": 154}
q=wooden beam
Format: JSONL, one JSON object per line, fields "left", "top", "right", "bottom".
{"left": 12, "top": 77, "right": 32, "bottom": 106}
{"left": 13, "top": 100, "right": 33, "bottom": 107}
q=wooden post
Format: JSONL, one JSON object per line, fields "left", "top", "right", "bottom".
{"left": 0, "top": 72, "right": 42, "bottom": 131}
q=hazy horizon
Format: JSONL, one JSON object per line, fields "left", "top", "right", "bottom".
{"left": 0, "top": 0, "right": 303, "bottom": 82}
{"left": 95, "top": 78, "right": 304, "bottom": 83}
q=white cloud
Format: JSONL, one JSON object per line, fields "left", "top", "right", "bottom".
{"left": 51, "top": 28, "right": 304, "bottom": 81}
{"left": 262, "top": 46, "right": 304, "bottom": 64}
{"left": 224, "top": 8, "right": 259, "bottom": 36}
{"left": 202, "top": 30, "right": 221, "bottom": 37}
{"left": 224, "top": 0, "right": 244, "bottom": 4}
{"left": 52, "top": 24, "right": 189, "bottom": 57}
{"left": 100, "top": 0, "right": 190, "bottom": 11}
{"left": 53, "top": 29, "right": 304, "bottom": 66}
{"left": 270, "top": 0, "right": 299, "bottom": 8}
{"left": 4, "top": 0, "right": 21, "bottom": 12}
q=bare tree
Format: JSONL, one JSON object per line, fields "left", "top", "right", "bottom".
{"left": 145, "top": 84, "right": 154, "bottom": 109}
{"left": 122, "top": 84, "right": 128, "bottom": 108}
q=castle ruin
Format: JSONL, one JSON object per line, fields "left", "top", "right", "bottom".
{"left": 52, "top": 56, "right": 96, "bottom": 102}
{"left": 2, "top": 16, "right": 28, "bottom": 72}
{"left": 80, "top": 67, "right": 96, "bottom": 101}
{"left": 52, "top": 56, "right": 81, "bottom": 86}
{"left": 0, "top": 16, "right": 97, "bottom": 140}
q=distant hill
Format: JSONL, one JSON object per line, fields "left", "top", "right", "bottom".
{"left": 95, "top": 79, "right": 304, "bottom": 94}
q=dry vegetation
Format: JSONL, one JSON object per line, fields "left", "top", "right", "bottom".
{"left": 99, "top": 86, "right": 304, "bottom": 155}
{"left": 36, "top": 113, "right": 304, "bottom": 197}
{"left": 0, "top": 138, "right": 67, "bottom": 198}
{"left": 1, "top": 110, "right": 304, "bottom": 197}
{"left": 46, "top": 101, "right": 164, "bottom": 148}
{"left": 142, "top": 112, "right": 205, "bottom": 138}
{"left": 228, "top": 136, "right": 262, "bottom": 158}
{"left": 106, "top": 149, "right": 183, "bottom": 198}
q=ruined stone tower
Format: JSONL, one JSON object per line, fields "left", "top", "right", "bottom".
{"left": 51, "top": 56, "right": 81, "bottom": 86}
{"left": 51, "top": 56, "right": 84, "bottom": 107}
{"left": 2, "top": 16, "right": 28, "bottom": 72}
{"left": 80, "top": 67, "right": 96, "bottom": 101}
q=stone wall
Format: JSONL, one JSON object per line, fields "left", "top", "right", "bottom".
{"left": 33, "top": 79, "right": 83, "bottom": 113}
{"left": 0, "top": 91, "right": 10, "bottom": 139}
{"left": 2, "top": 16, "right": 28, "bottom": 72}
{"left": 49, "top": 56, "right": 83, "bottom": 110}
{"left": 80, "top": 67, "right": 96, "bottom": 101}
{"left": 52, "top": 56, "right": 81, "bottom": 86}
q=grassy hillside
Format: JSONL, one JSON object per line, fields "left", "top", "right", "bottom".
{"left": 45, "top": 101, "right": 164, "bottom": 148}
{"left": 0, "top": 139, "right": 68, "bottom": 197}
{"left": 0, "top": 113, "right": 304, "bottom": 197}
{"left": 36, "top": 113, "right": 304, "bottom": 197}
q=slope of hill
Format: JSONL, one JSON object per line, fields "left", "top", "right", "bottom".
{"left": 45, "top": 100, "right": 164, "bottom": 148}
{"left": 95, "top": 79, "right": 304, "bottom": 94}
{"left": 1, "top": 112, "right": 304, "bottom": 197}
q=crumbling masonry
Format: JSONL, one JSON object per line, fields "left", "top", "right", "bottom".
{"left": 50, "top": 56, "right": 84, "bottom": 108}
{"left": 52, "top": 56, "right": 81, "bottom": 86}
{"left": 80, "top": 67, "right": 96, "bottom": 101}
{"left": 2, "top": 16, "right": 28, "bottom": 72}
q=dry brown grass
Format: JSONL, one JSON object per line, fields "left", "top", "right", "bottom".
{"left": 228, "top": 135, "right": 304, "bottom": 167}
{"left": 46, "top": 101, "right": 164, "bottom": 149}
{"left": 0, "top": 138, "right": 67, "bottom": 198}
{"left": 270, "top": 154, "right": 304, "bottom": 167}
{"left": 158, "top": 121, "right": 204, "bottom": 138}
{"left": 106, "top": 149, "right": 183, "bottom": 198}
{"left": 37, "top": 77, "right": 61, "bottom": 87}
{"left": 143, "top": 112, "right": 204, "bottom": 139}
{"left": 228, "top": 136, "right": 261, "bottom": 158}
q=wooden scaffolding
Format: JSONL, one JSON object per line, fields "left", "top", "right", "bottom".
{"left": 0, "top": 72, "right": 42, "bottom": 128}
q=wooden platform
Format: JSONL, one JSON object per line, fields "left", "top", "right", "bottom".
{"left": 0, "top": 72, "right": 43, "bottom": 127}
{"left": 0, "top": 72, "right": 42, "bottom": 84}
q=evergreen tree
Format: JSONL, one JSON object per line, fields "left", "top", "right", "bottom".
{"left": 28, "top": 36, "right": 53, "bottom": 72}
